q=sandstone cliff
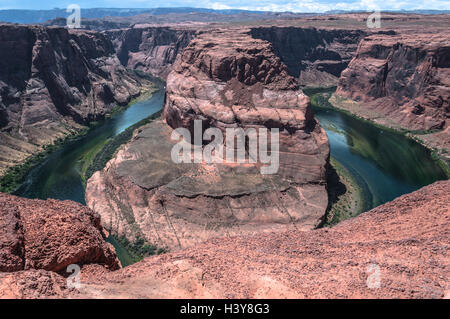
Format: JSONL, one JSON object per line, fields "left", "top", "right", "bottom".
{"left": 86, "top": 28, "right": 330, "bottom": 251}
{"left": 0, "top": 24, "right": 151, "bottom": 175}
{"left": 335, "top": 32, "right": 450, "bottom": 133}
{"left": 106, "top": 26, "right": 195, "bottom": 79}
{"left": 250, "top": 26, "right": 365, "bottom": 87}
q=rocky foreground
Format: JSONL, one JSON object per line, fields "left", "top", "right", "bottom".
{"left": 0, "top": 193, "right": 119, "bottom": 298}
{"left": 1, "top": 180, "right": 448, "bottom": 298}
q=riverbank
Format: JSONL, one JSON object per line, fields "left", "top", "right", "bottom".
{"left": 306, "top": 86, "right": 447, "bottom": 226}
{"left": 82, "top": 109, "right": 162, "bottom": 184}
{"left": 0, "top": 86, "right": 157, "bottom": 194}
{"left": 79, "top": 89, "right": 160, "bottom": 184}
{"left": 0, "top": 129, "right": 89, "bottom": 193}
{"left": 328, "top": 93, "right": 450, "bottom": 177}
{"left": 322, "top": 157, "right": 365, "bottom": 226}
{"left": 307, "top": 87, "right": 450, "bottom": 177}
{"left": 305, "top": 88, "right": 365, "bottom": 226}
{"left": 107, "top": 235, "right": 166, "bottom": 267}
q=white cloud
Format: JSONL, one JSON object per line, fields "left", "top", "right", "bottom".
{"left": 2, "top": 0, "right": 450, "bottom": 12}
{"left": 210, "top": 2, "right": 232, "bottom": 10}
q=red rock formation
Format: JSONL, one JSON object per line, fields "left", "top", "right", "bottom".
{"left": 0, "top": 24, "right": 151, "bottom": 175}
{"left": 0, "top": 269, "right": 74, "bottom": 299}
{"left": 81, "top": 180, "right": 450, "bottom": 299}
{"left": 0, "top": 200, "right": 24, "bottom": 272}
{"left": 0, "top": 193, "right": 119, "bottom": 273}
{"left": 336, "top": 32, "right": 450, "bottom": 132}
{"left": 86, "top": 28, "right": 330, "bottom": 251}
{"left": 250, "top": 27, "right": 365, "bottom": 87}
{"left": 106, "top": 26, "right": 195, "bottom": 79}
{"left": 163, "top": 28, "right": 329, "bottom": 184}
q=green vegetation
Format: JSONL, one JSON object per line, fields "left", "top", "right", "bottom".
{"left": 0, "top": 84, "right": 160, "bottom": 194}
{"left": 0, "top": 129, "right": 88, "bottom": 193}
{"left": 430, "top": 148, "right": 450, "bottom": 178}
{"left": 322, "top": 157, "right": 365, "bottom": 227}
{"left": 302, "top": 86, "right": 337, "bottom": 97}
{"left": 82, "top": 110, "right": 162, "bottom": 183}
{"left": 107, "top": 235, "right": 166, "bottom": 267}
{"left": 307, "top": 87, "right": 450, "bottom": 177}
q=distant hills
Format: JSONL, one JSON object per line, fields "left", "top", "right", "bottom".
{"left": 325, "top": 9, "right": 450, "bottom": 14}
{"left": 0, "top": 7, "right": 267, "bottom": 24}
{"left": 0, "top": 7, "right": 448, "bottom": 24}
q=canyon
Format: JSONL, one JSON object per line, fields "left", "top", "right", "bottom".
{"left": 0, "top": 24, "right": 152, "bottom": 176}
{"left": 106, "top": 26, "right": 195, "bottom": 79}
{"left": 0, "top": 13, "right": 449, "bottom": 299}
{"left": 86, "top": 27, "right": 331, "bottom": 250}
{"left": 333, "top": 31, "right": 450, "bottom": 164}
{"left": 85, "top": 14, "right": 449, "bottom": 251}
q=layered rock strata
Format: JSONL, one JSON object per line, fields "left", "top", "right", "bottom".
{"left": 106, "top": 26, "right": 195, "bottom": 79}
{"left": 336, "top": 32, "right": 450, "bottom": 132}
{"left": 250, "top": 27, "right": 365, "bottom": 87}
{"left": 86, "top": 28, "right": 330, "bottom": 251}
{"left": 4, "top": 180, "right": 448, "bottom": 299}
{"left": 83, "top": 180, "right": 450, "bottom": 299}
{"left": 0, "top": 24, "right": 150, "bottom": 175}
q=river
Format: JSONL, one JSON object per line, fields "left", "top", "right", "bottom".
{"left": 15, "top": 90, "right": 165, "bottom": 203}
{"left": 15, "top": 88, "right": 446, "bottom": 215}
{"left": 314, "top": 106, "right": 446, "bottom": 210}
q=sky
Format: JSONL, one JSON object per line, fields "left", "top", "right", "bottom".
{"left": 1, "top": 0, "right": 449, "bottom": 12}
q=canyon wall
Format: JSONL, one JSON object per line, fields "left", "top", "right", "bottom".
{"left": 86, "top": 28, "right": 330, "bottom": 251}
{"left": 105, "top": 26, "right": 195, "bottom": 79}
{"left": 0, "top": 24, "right": 151, "bottom": 175}
{"left": 335, "top": 32, "right": 450, "bottom": 132}
{"left": 250, "top": 27, "right": 365, "bottom": 87}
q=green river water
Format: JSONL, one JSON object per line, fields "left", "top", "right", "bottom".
{"left": 13, "top": 88, "right": 447, "bottom": 265}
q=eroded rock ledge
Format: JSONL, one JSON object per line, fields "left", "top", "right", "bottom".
{"left": 86, "top": 28, "right": 330, "bottom": 251}
{"left": 0, "top": 24, "right": 151, "bottom": 175}
{"left": 4, "top": 180, "right": 448, "bottom": 299}
{"left": 0, "top": 193, "right": 119, "bottom": 273}
{"left": 0, "top": 192, "right": 119, "bottom": 298}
